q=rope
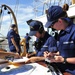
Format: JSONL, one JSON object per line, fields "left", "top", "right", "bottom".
{"left": 7, "top": 0, "right": 19, "bottom": 31}
{"left": 49, "top": 0, "right": 51, "bottom": 7}
{"left": 15, "top": 0, "right": 19, "bottom": 18}
{"left": 8, "top": 12, "right": 13, "bottom": 31}
{"left": 0, "top": 32, "right": 6, "bottom": 42}
{"left": 8, "top": 0, "right": 19, "bottom": 25}
{"left": 0, "top": 8, "right": 4, "bottom": 30}
{"left": 13, "top": 0, "right": 19, "bottom": 19}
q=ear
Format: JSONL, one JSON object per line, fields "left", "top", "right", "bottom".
{"left": 58, "top": 19, "right": 62, "bottom": 23}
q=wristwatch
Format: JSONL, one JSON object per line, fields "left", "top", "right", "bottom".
{"left": 63, "top": 57, "right": 67, "bottom": 64}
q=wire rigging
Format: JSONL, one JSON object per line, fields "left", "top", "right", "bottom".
{"left": 0, "top": 7, "right": 4, "bottom": 29}
{"left": 0, "top": 0, "right": 20, "bottom": 44}
{"left": 7, "top": 0, "right": 19, "bottom": 31}
{"left": 13, "top": 0, "right": 19, "bottom": 20}
{"left": 8, "top": 11, "right": 13, "bottom": 31}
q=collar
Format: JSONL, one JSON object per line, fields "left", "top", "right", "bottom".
{"left": 60, "top": 24, "right": 73, "bottom": 36}
{"left": 64, "top": 24, "right": 73, "bottom": 33}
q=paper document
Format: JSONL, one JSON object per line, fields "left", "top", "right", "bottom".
{"left": 12, "top": 57, "right": 29, "bottom": 63}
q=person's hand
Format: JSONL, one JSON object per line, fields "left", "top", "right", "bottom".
{"left": 26, "top": 52, "right": 36, "bottom": 58}
{"left": 26, "top": 53, "right": 31, "bottom": 58}
{"left": 25, "top": 59, "right": 31, "bottom": 64}
{"left": 50, "top": 55, "right": 64, "bottom": 63}
{"left": 14, "top": 53, "right": 21, "bottom": 59}
{"left": 44, "top": 51, "right": 49, "bottom": 58}
{"left": 44, "top": 51, "right": 54, "bottom": 59}
{"left": 25, "top": 57, "right": 38, "bottom": 63}
{"left": 25, "top": 57, "right": 36, "bottom": 63}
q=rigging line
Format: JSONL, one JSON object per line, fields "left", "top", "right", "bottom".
{"left": 3, "top": 7, "right": 14, "bottom": 35}
{"left": 64, "top": 0, "right": 65, "bottom": 4}
{"left": 49, "top": 0, "right": 51, "bottom": 7}
{"left": 0, "top": 7, "right": 2, "bottom": 29}
{"left": 10, "top": 0, "right": 19, "bottom": 24}
{"left": 48, "top": 0, "right": 50, "bottom": 8}
{"left": 13, "top": 0, "right": 17, "bottom": 14}
{"left": 58, "top": 0, "right": 61, "bottom": 6}
{"left": 0, "top": 32, "right": 5, "bottom": 38}
{"left": 0, "top": 11, "right": 2, "bottom": 29}
{"left": 7, "top": 10, "right": 14, "bottom": 33}
{"left": 42, "top": 3, "right": 45, "bottom": 15}
{"left": 9, "top": 12, "right": 13, "bottom": 26}
{"left": 15, "top": 0, "right": 19, "bottom": 18}
{"left": 0, "top": 8, "right": 4, "bottom": 30}
{"left": 54, "top": 0, "right": 56, "bottom": 5}
{"left": 14, "top": 0, "right": 19, "bottom": 19}
{"left": 10, "top": 0, "right": 17, "bottom": 24}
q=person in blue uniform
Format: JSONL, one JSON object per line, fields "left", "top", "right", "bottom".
{"left": 25, "top": 20, "right": 57, "bottom": 63}
{"left": 7, "top": 24, "right": 21, "bottom": 55}
{"left": 24, "top": 33, "right": 31, "bottom": 53}
{"left": 44, "top": 4, "right": 75, "bottom": 74}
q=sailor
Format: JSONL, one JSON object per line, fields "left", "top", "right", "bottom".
{"left": 25, "top": 20, "right": 57, "bottom": 63}
{"left": 7, "top": 24, "right": 21, "bottom": 55}
{"left": 44, "top": 4, "right": 75, "bottom": 74}
{"left": 24, "top": 33, "right": 31, "bottom": 53}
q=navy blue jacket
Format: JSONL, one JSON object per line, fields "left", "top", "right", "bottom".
{"left": 24, "top": 35, "right": 31, "bottom": 43}
{"left": 7, "top": 29, "right": 21, "bottom": 53}
{"left": 35, "top": 32, "right": 57, "bottom": 56}
{"left": 57, "top": 21, "right": 75, "bottom": 74}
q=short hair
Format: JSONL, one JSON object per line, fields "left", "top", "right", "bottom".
{"left": 11, "top": 24, "right": 16, "bottom": 28}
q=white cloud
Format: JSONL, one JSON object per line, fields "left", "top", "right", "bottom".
{"left": 19, "top": 27, "right": 30, "bottom": 35}
{"left": 2, "top": 15, "right": 10, "bottom": 21}
{"left": 0, "top": 4, "right": 35, "bottom": 36}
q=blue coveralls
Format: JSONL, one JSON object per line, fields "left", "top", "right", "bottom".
{"left": 24, "top": 35, "right": 31, "bottom": 53}
{"left": 7, "top": 29, "right": 21, "bottom": 54}
{"left": 35, "top": 32, "right": 57, "bottom": 56}
{"left": 56, "top": 19, "right": 75, "bottom": 74}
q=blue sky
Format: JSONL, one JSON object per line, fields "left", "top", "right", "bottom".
{"left": 0, "top": 0, "right": 36, "bottom": 37}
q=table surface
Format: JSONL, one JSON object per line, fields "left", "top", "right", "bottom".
{"left": 37, "top": 62, "right": 72, "bottom": 75}
{"left": 0, "top": 59, "right": 72, "bottom": 75}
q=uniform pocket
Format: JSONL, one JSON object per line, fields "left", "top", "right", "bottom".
{"left": 61, "top": 41, "right": 75, "bottom": 57}
{"left": 63, "top": 41, "right": 74, "bottom": 50}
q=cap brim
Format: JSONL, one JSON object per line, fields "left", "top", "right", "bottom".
{"left": 45, "top": 21, "right": 53, "bottom": 28}
{"left": 29, "top": 31, "right": 37, "bottom": 36}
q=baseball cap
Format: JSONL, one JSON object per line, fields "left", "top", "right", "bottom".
{"left": 29, "top": 20, "right": 43, "bottom": 36}
{"left": 45, "top": 6, "right": 65, "bottom": 28}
